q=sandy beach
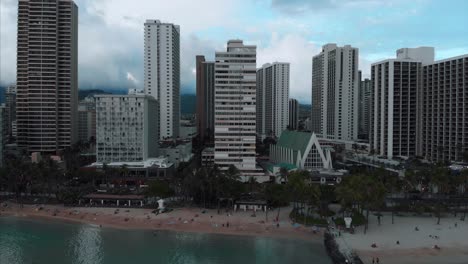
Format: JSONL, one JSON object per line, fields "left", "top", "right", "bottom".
{"left": 0, "top": 202, "right": 323, "bottom": 243}
{"left": 336, "top": 212, "right": 468, "bottom": 264}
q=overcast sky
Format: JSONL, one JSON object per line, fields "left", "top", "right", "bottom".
{"left": 1, "top": 0, "right": 467, "bottom": 103}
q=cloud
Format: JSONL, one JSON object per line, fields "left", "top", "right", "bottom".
{"left": 0, "top": 0, "right": 17, "bottom": 85}
{"left": 271, "top": 0, "right": 337, "bottom": 14}
{"left": 257, "top": 33, "right": 321, "bottom": 104}
{"left": 271, "top": 0, "right": 405, "bottom": 15}
{"left": 1, "top": 0, "right": 467, "bottom": 104}
{"left": 126, "top": 72, "right": 138, "bottom": 83}
{"left": 0, "top": 0, "right": 235, "bottom": 91}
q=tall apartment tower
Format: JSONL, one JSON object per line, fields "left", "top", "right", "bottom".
{"left": 95, "top": 93, "right": 159, "bottom": 163}
{"left": 196, "top": 55, "right": 215, "bottom": 144}
{"left": 5, "top": 85, "right": 17, "bottom": 143}
{"left": 256, "top": 62, "right": 290, "bottom": 139}
{"left": 144, "top": 20, "right": 180, "bottom": 140}
{"left": 422, "top": 55, "right": 468, "bottom": 162}
{"left": 311, "top": 44, "right": 359, "bottom": 141}
{"left": 358, "top": 71, "right": 372, "bottom": 141}
{"left": 214, "top": 40, "right": 261, "bottom": 180}
{"left": 16, "top": 0, "right": 78, "bottom": 153}
{"left": 370, "top": 47, "right": 433, "bottom": 159}
{"left": 289, "top": 98, "right": 299, "bottom": 130}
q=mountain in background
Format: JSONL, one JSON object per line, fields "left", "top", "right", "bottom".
{"left": 1, "top": 86, "right": 197, "bottom": 115}
{"left": 79, "top": 88, "right": 128, "bottom": 99}
{"left": 299, "top": 104, "right": 311, "bottom": 119}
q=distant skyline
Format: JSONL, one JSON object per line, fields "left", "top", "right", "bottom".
{"left": 1, "top": 0, "right": 467, "bottom": 103}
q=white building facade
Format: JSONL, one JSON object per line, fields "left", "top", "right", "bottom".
{"left": 421, "top": 54, "right": 468, "bottom": 162}
{"left": 144, "top": 20, "right": 180, "bottom": 140}
{"left": 256, "top": 62, "right": 290, "bottom": 139}
{"left": 95, "top": 94, "right": 159, "bottom": 163}
{"left": 214, "top": 40, "right": 264, "bottom": 181}
{"left": 311, "top": 44, "right": 359, "bottom": 141}
{"left": 370, "top": 47, "right": 433, "bottom": 159}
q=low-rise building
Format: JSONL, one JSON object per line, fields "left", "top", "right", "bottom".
{"left": 180, "top": 119, "right": 197, "bottom": 140}
{"left": 159, "top": 140, "right": 193, "bottom": 168}
{"left": 270, "top": 130, "right": 333, "bottom": 170}
{"left": 90, "top": 158, "right": 174, "bottom": 178}
{"left": 201, "top": 147, "right": 214, "bottom": 167}
{"left": 95, "top": 93, "right": 159, "bottom": 163}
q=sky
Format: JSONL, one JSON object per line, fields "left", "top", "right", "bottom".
{"left": 1, "top": 0, "right": 467, "bottom": 103}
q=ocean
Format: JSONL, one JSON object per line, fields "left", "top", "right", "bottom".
{"left": 0, "top": 217, "right": 331, "bottom": 264}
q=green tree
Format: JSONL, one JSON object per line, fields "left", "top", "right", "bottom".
{"left": 145, "top": 180, "right": 174, "bottom": 198}
{"left": 430, "top": 166, "right": 450, "bottom": 224}
{"left": 265, "top": 183, "right": 290, "bottom": 221}
{"left": 278, "top": 167, "right": 289, "bottom": 183}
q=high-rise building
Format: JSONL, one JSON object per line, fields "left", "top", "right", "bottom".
{"left": 370, "top": 47, "right": 433, "bottom": 159}
{"left": 16, "top": 0, "right": 78, "bottom": 153}
{"left": 77, "top": 97, "right": 96, "bottom": 143}
{"left": 358, "top": 71, "right": 371, "bottom": 141}
{"left": 422, "top": 55, "right": 468, "bottom": 162}
{"left": 256, "top": 62, "right": 290, "bottom": 139}
{"left": 95, "top": 93, "right": 159, "bottom": 163}
{"left": 214, "top": 40, "right": 264, "bottom": 181}
{"left": 144, "top": 19, "right": 180, "bottom": 140}
{"left": 195, "top": 55, "right": 215, "bottom": 144}
{"left": 5, "top": 85, "right": 17, "bottom": 143}
{"left": 289, "top": 98, "right": 299, "bottom": 130}
{"left": 311, "top": 44, "right": 359, "bottom": 141}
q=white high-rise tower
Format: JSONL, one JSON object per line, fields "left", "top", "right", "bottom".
{"left": 256, "top": 62, "right": 290, "bottom": 140}
{"left": 144, "top": 20, "right": 180, "bottom": 140}
{"left": 311, "top": 44, "right": 359, "bottom": 141}
{"left": 214, "top": 40, "right": 265, "bottom": 182}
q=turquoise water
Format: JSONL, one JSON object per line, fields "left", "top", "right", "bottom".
{"left": 0, "top": 217, "right": 331, "bottom": 264}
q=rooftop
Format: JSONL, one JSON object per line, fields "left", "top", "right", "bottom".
{"left": 83, "top": 194, "right": 145, "bottom": 200}
{"left": 90, "top": 158, "right": 173, "bottom": 169}
{"left": 276, "top": 130, "right": 314, "bottom": 155}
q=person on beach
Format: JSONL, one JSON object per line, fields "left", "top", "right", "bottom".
{"left": 376, "top": 257, "right": 380, "bottom": 264}
{"left": 372, "top": 257, "right": 375, "bottom": 264}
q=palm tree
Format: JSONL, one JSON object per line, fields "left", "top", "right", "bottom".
{"left": 384, "top": 174, "right": 403, "bottom": 224}
{"left": 225, "top": 165, "right": 240, "bottom": 181}
{"left": 304, "top": 184, "right": 320, "bottom": 226}
{"left": 335, "top": 179, "right": 355, "bottom": 219}
{"left": 461, "top": 169, "right": 468, "bottom": 220}
{"left": 287, "top": 170, "right": 307, "bottom": 212}
{"left": 278, "top": 167, "right": 289, "bottom": 184}
{"left": 119, "top": 164, "right": 129, "bottom": 178}
{"left": 430, "top": 166, "right": 450, "bottom": 224}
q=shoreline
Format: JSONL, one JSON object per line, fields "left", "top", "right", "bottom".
{"left": 0, "top": 203, "right": 324, "bottom": 243}
{"left": 335, "top": 212, "right": 468, "bottom": 264}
